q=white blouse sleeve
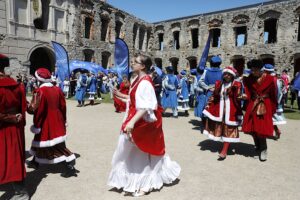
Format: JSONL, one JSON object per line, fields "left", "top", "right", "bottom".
{"left": 135, "top": 80, "right": 158, "bottom": 122}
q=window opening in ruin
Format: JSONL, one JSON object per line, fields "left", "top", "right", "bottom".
{"left": 298, "top": 17, "right": 300, "bottom": 41}
{"left": 154, "top": 58, "right": 163, "bottom": 69}
{"left": 133, "top": 24, "right": 138, "bottom": 49}
{"left": 262, "top": 58, "right": 275, "bottom": 65}
{"left": 191, "top": 28, "right": 199, "bottom": 49}
{"left": 211, "top": 28, "right": 221, "bottom": 48}
{"left": 102, "top": 53, "right": 111, "bottom": 69}
{"left": 33, "top": 0, "right": 50, "bottom": 30}
{"left": 84, "top": 50, "right": 94, "bottom": 62}
{"left": 264, "top": 18, "right": 277, "bottom": 44}
{"left": 235, "top": 26, "right": 247, "bottom": 46}
{"left": 170, "top": 58, "right": 179, "bottom": 74}
{"left": 84, "top": 17, "right": 92, "bottom": 39}
{"left": 158, "top": 33, "right": 164, "bottom": 51}
{"left": 115, "top": 21, "right": 122, "bottom": 38}
{"left": 232, "top": 58, "right": 245, "bottom": 76}
{"left": 139, "top": 28, "right": 145, "bottom": 50}
{"left": 101, "top": 18, "right": 109, "bottom": 41}
{"left": 189, "top": 58, "right": 197, "bottom": 69}
{"left": 294, "top": 58, "right": 300, "bottom": 76}
{"left": 173, "top": 31, "right": 180, "bottom": 50}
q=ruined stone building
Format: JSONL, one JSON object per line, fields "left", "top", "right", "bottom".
{"left": 1, "top": 0, "right": 300, "bottom": 77}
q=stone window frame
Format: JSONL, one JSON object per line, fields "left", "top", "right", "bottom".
{"left": 207, "top": 18, "right": 223, "bottom": 48}
{"left": 259, "top": 9, "right": 282, "bottom": 44}
{"left": 231, "top": 14, "right": 250, "bottom": 47}
{"left": 81, "top": 11, "right": 95, "bottom": 40}
{"left": 100, "top": 10, "right": 111, "bottom": 42}
{"left": 170, "top": 22, "right": 181, "bottom": 50}
{"left": 188, "top": 19, "right": 200, "bottom": 49}
{"left": 115, "top": 11, "right": 125, "bottom": 39}
{"left": 155, "top": 25, "right": 165, "bottom": 51}
{"left": 294, "top": 6, "right": 300, "bottom": 42}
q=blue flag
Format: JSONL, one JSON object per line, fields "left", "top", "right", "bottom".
{"left": 113, "top": 38, "right": 130, "bottom": 82}
{"left": 51, "top": 41, "right": 70, "bottom": 88}
{"left": 294, "top": 73, "right": 300, "bottom": 91}
{"left": 198, "top": 32, "right": 211, "bottom": 70}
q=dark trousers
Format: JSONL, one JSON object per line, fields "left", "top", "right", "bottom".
{"left": 253, "top": 135, "right": 267, "bottom": 151}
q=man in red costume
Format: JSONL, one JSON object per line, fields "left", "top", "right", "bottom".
{"left": 0, "top": 54, "right": 29, "bottom": 199}
{"left": 27, "top": 68, "right": 78, "bottom": 178}
{"left": 242, "top": 59, "right": 277, "bottom": 162}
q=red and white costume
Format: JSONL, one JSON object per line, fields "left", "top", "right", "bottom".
{"left": 28, "top": 68, "right": 75, "bottom": 164}
{"left": 0, "top": 73, "right": 26, "bottom": 184}
{"left": 203, "top": 66, "right": 243, "bottom": 143}
{"left": 242, "top": 73, "right": 277, "bottom": 138}
{"left": 108, "top": 75, "right": 180, "bottom": 193}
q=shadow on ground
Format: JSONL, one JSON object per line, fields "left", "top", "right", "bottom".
{"left": 198, "top": 140, "right": 258, "bottom": 158}
{"left": 0, "top": 153, "right": 80, "bottom": 200}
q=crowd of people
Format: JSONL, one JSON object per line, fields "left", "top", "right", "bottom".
{"left": 1, "top": 50, "right": 300, "bottom": 199}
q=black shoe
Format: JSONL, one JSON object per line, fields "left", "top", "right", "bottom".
{"left": 61, "top": 168, "right": 79, "bottom": 178}
{"left": 217, "top": 154, "right": 226, "bottom": 161}
{"left": 26, "top": 160, "right": 39, "bottom": 170}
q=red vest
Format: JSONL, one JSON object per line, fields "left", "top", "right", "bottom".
{"left": 121, "top": 75, "right": 165, "bottom": 156}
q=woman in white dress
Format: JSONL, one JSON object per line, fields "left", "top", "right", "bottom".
{"left": 108, "top": 54, "right": 181, "bottom": 197}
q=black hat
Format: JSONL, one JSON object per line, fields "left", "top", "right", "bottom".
{"left": 0, "top": 54, "right": 9, "bottom": 68}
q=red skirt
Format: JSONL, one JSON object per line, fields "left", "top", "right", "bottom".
{"left": 0, "top": 125, "right": 26, "bottom": 184}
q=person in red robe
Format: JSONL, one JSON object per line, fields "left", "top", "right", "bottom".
{"left": 113, "top": 75, "right": 130, "bottom": 112}
{"left": 0, "top": 54, "right": 29, "bottom": 199}
{"left": 108, "top": 54, "right": 180, "bottom": 197}
{"left": 27, "top": 68, "right": 78, "bottom": 178}
{"left": 203, "top": 66, "right": 243, "bottom": 160}
{"left": 242, "top": 59, "right": 277, "bottom": 162}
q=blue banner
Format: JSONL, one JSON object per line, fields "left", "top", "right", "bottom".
{"left": 293, "top": 73, "right": 300, "bottom": 91}
{"left": 113, "top": 38, "right": 130, "bottom": 81}
{"left": 69, "top": 60, "right": 108, "bottom": 75}
{"left": 51, "top": 41, "right": 70, "bottom": 87}
{"left": 198, "top": 32, "right": 211, "bottom": 70}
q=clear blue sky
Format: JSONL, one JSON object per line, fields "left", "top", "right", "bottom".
{"left": 107, "top": 0, "right": 271, "bottom": 23}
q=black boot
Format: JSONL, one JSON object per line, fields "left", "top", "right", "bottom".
{"left": 26, "top": 157, "right": 39, "bottom": 170}
{"left": 11, "top": 181, "right": 30, "bottom": 200}
{"left": 61, "top": 160, "right": 78, "bottom": 178}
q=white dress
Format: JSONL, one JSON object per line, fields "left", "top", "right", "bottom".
{"left": 107, "top": 80, "right": 181, "bottom": 193}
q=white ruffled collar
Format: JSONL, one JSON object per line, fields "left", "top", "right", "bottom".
{"left": 39, "top": 82, "right": 53, "bottom": 88}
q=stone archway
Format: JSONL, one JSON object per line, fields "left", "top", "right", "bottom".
{"left": 231, "top": 55, "right": 245, "bottom": 76}
{"left": 260, "top": 54, "right": 275, "bottom": 65}
{"left": 28, "top": 46, "right": 55, "bottom": 75}
{"left": 169, "top": 57, "right": 179, "bottom": 74}
{"left": 186, "top": 56, "right": 197, "bottom": 70}
{"left": 294, "top": 54, "right": 300, "bottom": 76}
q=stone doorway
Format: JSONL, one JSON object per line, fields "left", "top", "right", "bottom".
{"left": 29, "top": 47, "right": 55, "bottom": 75}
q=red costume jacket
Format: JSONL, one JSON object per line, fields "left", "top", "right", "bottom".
{"left": 203, "top": 80, "right": 243, "bottom": 126}
{"left": 242, "top": 73, "right": 277, "bottom": 137}
{"left": 121, "top": 75, "right": 165, "bottom": 156}
{"left": 0, "top": 75, "right": 26, "bottom": 184}
{"left": 114, "top": 82, "right": 130, "bottom": 112}
{"left": 28, "top": 83, "right": 67, "bottom": 148}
